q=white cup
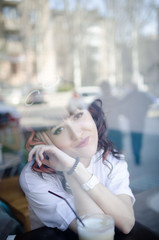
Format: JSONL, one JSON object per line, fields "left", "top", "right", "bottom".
{"left": 77, "top": 213, "right": 114, "bottom": 240}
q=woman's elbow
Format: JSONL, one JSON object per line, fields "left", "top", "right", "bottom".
{"left": 121, "top": 216, "right": 135, "bottom": 234}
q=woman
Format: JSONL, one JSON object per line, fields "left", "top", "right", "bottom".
{"left": 19, "top": 99, "right": 135, "bottom": 234}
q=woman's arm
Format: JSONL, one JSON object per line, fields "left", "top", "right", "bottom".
{"left": 29, "top": 132, "right": 135, "bottom": 234}
{"left": 64, "top": 162, "right": 135, "bottom": 234}
{"left": 64, "top": 172, "right": 104, "bottom": 233}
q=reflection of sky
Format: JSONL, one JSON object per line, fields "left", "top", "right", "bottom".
{"left": 142, "top": 22, "right": 157, "bottom": 35}
{"left": 49, "top": 0, "right": 105, "bottom": 12}
{"left": 49, "top": 0, "right": 159, "bottom": 35}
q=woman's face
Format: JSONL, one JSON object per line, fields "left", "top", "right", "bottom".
{"left": 50, "top": 109, "right": 98, "bottom": 160}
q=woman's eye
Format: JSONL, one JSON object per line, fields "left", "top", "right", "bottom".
{"left": 74, "top": 112, "right": 83, "bottom": 120}
{"left": 53, "top": 127, "right": 63, "bottom": 135}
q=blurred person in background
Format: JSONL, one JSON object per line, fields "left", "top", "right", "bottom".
{"left": 100, "top": 81, "right": 124, "bottom": 152}
{"left": 120, "top": 83, "right": 153, "bottom": 165}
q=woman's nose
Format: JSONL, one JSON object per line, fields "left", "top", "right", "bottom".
{"left": 68, "top": 123, "right": 82, "bottom": 140}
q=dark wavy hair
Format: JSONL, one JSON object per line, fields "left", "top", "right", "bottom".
{"left": 88, "top": 99, "right": 120, "bottom": 161}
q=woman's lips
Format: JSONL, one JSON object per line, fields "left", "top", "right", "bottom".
{"left": 76, "top": 136, "right": 90, "bottom": 148}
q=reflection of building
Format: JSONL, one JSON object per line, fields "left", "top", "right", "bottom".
{"left": 84, "top": 20, "right": 117, "bottom": 87}
{"left": 1, "top": 2, "right": 158, "bottom": 96}
{"left": 0, "top": 0, "right": 24, "bottom": 87}
{"left": 52, "top": 10, "right": 117, "bottom": 87}
{"left": 0, "top": 0, "right": 57, "bottom": 92}
{"left": 120, "top": 34, "right": 159, "bottom": 95}
{"left": 19, "top": 0, "right": 57, "bottom": 90}
{"left": 138, "top": 35, "right": 159, "bottom": 96}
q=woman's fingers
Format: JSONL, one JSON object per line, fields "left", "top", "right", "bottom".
{"left": 28, "top": 147, "right": 36, "bottom": 162}
{"left": 28, "top": 144, "right": 56, "bottom": 167}
{"left": 28, "top": 145, "right": 44, "bottom": 163}
{"left": 27, "top": 143, "right": 74, "bottom": 171}
{"left": 35, "top": 148, "right": 43, "bottom": 167}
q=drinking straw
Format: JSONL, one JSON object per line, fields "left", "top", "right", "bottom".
{"left": 48, "top": 190, "right": 85, "bottom": 227}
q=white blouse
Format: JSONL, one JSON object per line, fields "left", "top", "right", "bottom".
{"left": 19, "top": 150, "right": 135, "bottom": 231}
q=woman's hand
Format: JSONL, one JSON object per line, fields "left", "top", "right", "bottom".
{"left": 28, "top": 132, "right": 75, "bottom": 172}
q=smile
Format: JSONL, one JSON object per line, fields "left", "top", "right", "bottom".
{"left": 76, "top": 136, "right": 90, "bottom": 148}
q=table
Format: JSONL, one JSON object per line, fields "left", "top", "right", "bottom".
{"left": 0, "top": 176, "right": 30, "bottom": 232}
{"left": 134, "top": 187, "right": 159, "bottom": 235}
{"left": 15, "top": 222, "right": 159, "bottom": 240}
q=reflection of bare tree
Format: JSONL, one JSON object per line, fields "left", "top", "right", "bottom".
{"left": 102, "top": 0, "right": 158, "bottom": 89}
{"left": 52, "top": 0, "right": 109, "bottom": 88}
{"left": 62, "top": 0, "right": 83, "bottom": 88}
{"left": 19, "top": 0, "right": 56, "bottom": 89}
